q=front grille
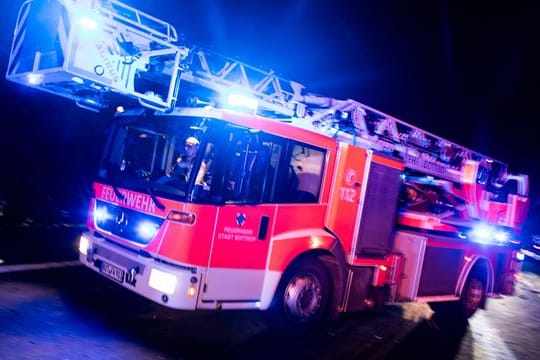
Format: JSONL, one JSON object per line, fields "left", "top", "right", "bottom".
{"left": 94, "top": 200, "right": 164, "bottom": 245}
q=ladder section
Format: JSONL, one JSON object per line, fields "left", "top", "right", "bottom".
{"left": 291, "top": 96, "right": 508, "bottom": 183}
{"left": 6, "top": 0, "right": 187, "bottom": 111}
{"left": 178, "top": 48, "right": 506, "bottom": 183}
{"left": 180, "top": 48, "right": 306, "bottom": 117}
{"left": 99, "top": 0, "right": 179, "bottom": 42}
{"left": 5, "top": 0, "right": 507, "bottom": 183}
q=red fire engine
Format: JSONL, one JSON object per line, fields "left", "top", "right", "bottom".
{"left": 6, "top": 0, "right": 529, "bottom": 333}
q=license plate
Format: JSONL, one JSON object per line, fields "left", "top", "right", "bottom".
{"left": 100, "top": 261, "right": 125, "bottom": 283}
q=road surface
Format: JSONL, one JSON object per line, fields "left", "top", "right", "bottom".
{"left": 0, "top": 224, "right": 538, "bottom": 359}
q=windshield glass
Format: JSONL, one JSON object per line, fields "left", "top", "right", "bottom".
{"left": 98, "top": 113, "right": 326, "bottom": 205}
{"left": 98, "top": 115, "right": 210, "bottom": 201}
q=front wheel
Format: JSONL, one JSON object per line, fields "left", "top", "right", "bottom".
{"left": 267, "top": 257, "right": 332, "bottom": 335}
{"left": 460, "top": 277, "right": 485, "bottom": 319}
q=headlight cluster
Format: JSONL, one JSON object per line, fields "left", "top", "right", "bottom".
{"left": 93, "top": 200, "right": 163, "bottom": 245}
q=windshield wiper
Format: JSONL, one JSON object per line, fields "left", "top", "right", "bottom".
{"left": 146, "top": 187, "right": 166, "bottom": 211}
{"left": 112, "top": 185, "right": 126, "bottom": 201}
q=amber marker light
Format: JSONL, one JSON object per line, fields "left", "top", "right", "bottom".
{"left": 167, "top": 211, "right": 196, "bottom": 224}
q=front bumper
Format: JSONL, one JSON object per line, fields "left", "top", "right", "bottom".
{"left": 79, "top": 231, "right": 202, "bottom": 310}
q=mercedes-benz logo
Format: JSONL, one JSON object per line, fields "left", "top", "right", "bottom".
{"left": 115, "top": 210, "right": 128, "bottom": 233}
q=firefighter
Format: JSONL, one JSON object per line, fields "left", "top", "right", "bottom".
{"left": 157, "top": 136, "right": 201, "bottom": 186}
{"left": 171, "top": 136, "right": 200, "bottom": 181}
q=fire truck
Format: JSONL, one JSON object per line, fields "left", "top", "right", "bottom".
{"left": 6, "top": 0, "right": 530, "bottom": 333}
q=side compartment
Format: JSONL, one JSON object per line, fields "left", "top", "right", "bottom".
{"left": 394, "top": 231, "right": 467, "bottom": 301}
{"left": 393, "top": 231, "right": 428, "bottom": 301}
{"left": 355, "top": 158, "right": 402, "bottom": 256}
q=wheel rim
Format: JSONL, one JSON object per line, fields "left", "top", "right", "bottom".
{"left": 284, "top": 274, "right": 322, "bottom": 319}
{"left": 463, "top": 279, "right": 483, "bottom": 313}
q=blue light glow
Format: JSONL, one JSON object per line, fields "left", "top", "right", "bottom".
{"left": 469, "top": 223, "right": 510, "bottom": 245}
{"left": 94, "top": 206, "right": 112, "bottom": 223}
{"left": 223, "top": 91, "right": 259, "bottom": 112}
{"left": 494, "top": 231, "right": 509, "bottom": 242}
{"left": 136, "top": 221, "right": 159, "bottom": 240}
{"left": 79, "top": 16, "right": 98, "bottom": 30}
{"left": 77, "top": 14, "right": 99, "bottom": 31}
{"left": 72, "top": 76, "right": 84, "bottom": 84}
{"left": 471, "top": 223, "right": 492, "bottom": 241}
{"left": 26, "top": 73, "right": 43, "bottom": 85}
{"left": 73, "top": 8, "right": 102, "bottom": 41}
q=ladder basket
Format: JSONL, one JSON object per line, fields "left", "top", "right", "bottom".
{"left": 6, "top": 0, "right": 186, "bottom": 111}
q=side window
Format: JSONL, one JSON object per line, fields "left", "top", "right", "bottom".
{"left": 191, "top": 142, "right": 216, "bottom": 202}
{"left": 247, "top": 140, "right": 275, "bottom": 202}
{"left": 498, "top": 179, "right": 518, "bottom": 203}
{"left": 275, "top": 142, "right": 325, "bottom": 203}
{"left": 208, "top": 128, "right": 325, "bottom": 204}
{"left": 221, "top": 131, "right": 278, "bottom": 203}
{"left": 195, "top": 142, "right": 215, "bottom": 186}
{"left": 476, "top": 165, "right": 489, "bottom": 185}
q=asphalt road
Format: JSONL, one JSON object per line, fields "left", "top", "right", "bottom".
{"left": 0, "top": 224, "right": 428, "bottom": 359}
{"left": 0, "top": 225, "right": 539, "bottom": 359}
{"left": 388, "top": 259, "right": 540, "bottom": 360}
{"left": 0, "top": 265, "right": 430, "bottom": 360}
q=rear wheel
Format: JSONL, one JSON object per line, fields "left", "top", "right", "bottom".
{"left": 460, "top": 277, "right": 484, "bottom": 319}
{"left": 267, "top": 257, "right": 332, "bottom": 335}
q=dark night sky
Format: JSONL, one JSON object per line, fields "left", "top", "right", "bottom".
{"left": 0, "top": 0, "right": 539, "bottom": 229}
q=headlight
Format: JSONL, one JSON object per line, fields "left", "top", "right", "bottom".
{"left": 79, "top": 234, "right": 90, "bottom": 255}
{"left": 149, "top": 268, "right": 177, "bottom": 295}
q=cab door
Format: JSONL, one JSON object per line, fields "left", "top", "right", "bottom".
{"left": 201, "top": 127, "right": 277, "bottom": 303}
{"left": 202, "top": 204, "right": 275, "bottom": 302}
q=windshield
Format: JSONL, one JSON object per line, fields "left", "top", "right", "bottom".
{"left": 98, "top": 113, "right": 326, "bottom": 205}
{"left": 98, "top": 114, "right": 209, "bottom": 201}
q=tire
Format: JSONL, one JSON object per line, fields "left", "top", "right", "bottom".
{"left": 267, "top": 257, "right": 332, "bottom": 335}
{"left": 460, "top": 277, "right": 484, "bottom": 319}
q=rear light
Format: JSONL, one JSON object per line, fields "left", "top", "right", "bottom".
{"left": 167, "top": 210, "right": 196, "bottom": 225}
{"left": 385, "top": 254, "right": 402, "bottom": 285}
